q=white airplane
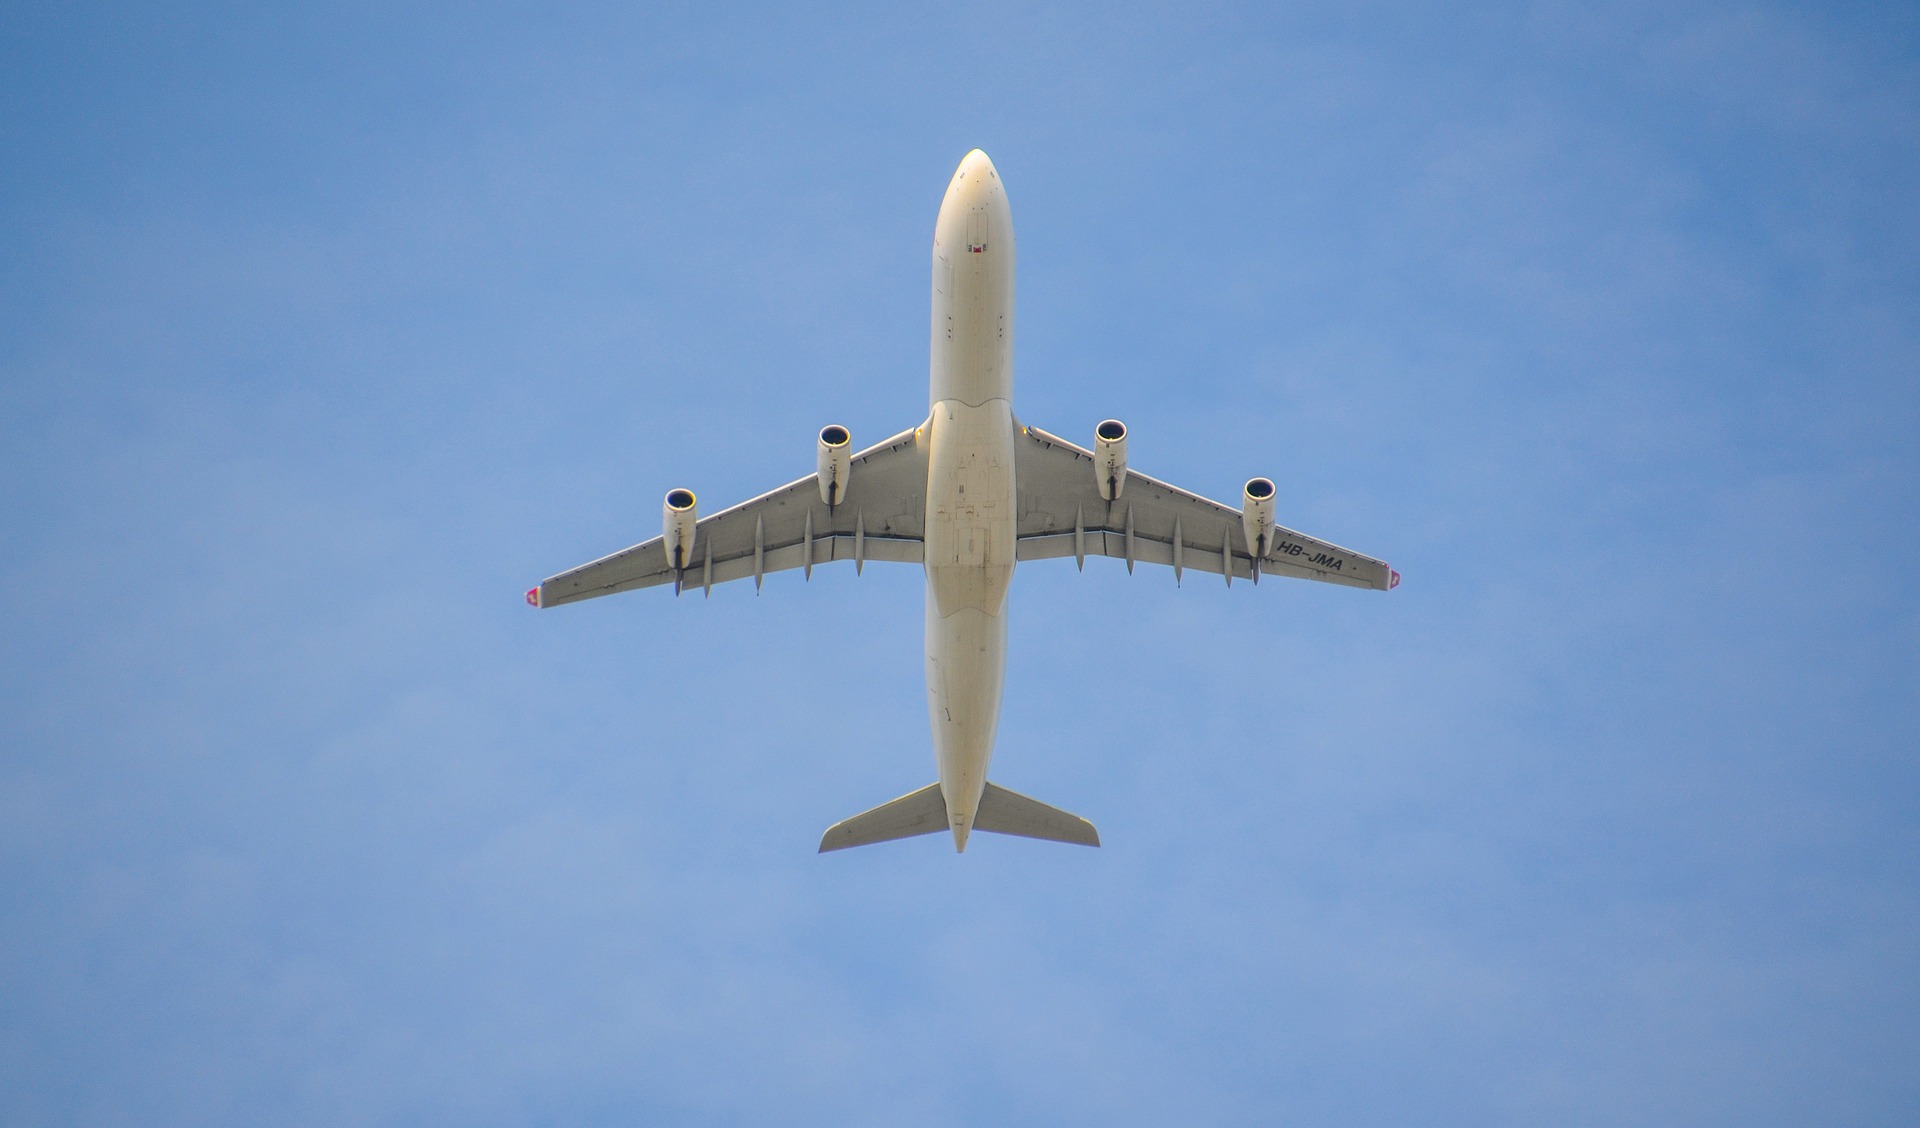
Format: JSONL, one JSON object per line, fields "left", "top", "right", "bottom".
{"left": 528, "top": 149, "right": 1398, "bottom": 854}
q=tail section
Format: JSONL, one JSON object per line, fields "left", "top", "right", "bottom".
{"left": 975, "top": 782, "right": 1100, "bottom": 847}
{"left": 818, "top": 783, "right": 948, "bottom": 852}
{"left": 818, "top": 781, "right": 1099, "bottom": 852}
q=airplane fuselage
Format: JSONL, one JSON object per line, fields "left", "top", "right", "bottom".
{"left": 923, "top": 150, "right": 1017, "bottom": 851}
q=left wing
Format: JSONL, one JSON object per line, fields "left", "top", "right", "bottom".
{"left": 1013, "top": 423, "right": 1396, "bottom": 590}
{"left": 533, "top": 422, "right": 930, "bottom": 607}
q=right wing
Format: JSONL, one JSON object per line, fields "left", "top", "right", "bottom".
{"left": 1013, "top": 423, "right": 1395, "bottom": 590}
{"left": 533, "top": 421, "right": 930, "bottom": 607}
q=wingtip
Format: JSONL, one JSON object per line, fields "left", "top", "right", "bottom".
{"left": 525, "top": 586, "right": 542, "bottom": 608}
{"left": 1388, "top": 568, "right": 1401, "bottom": 591}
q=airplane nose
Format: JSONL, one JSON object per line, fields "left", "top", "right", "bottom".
{"left": 952, "top": 149, "right": 1000, "bottom": 197}
{"left": 937, "top": 149, "right": 1009, "bottom": 260}
{"left": 946, "top": 149, "right": 1002, "bottom": 220}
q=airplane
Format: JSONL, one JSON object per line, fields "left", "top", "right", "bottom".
{"left": 526, "top": 149, "right": 1398, "bottom": 854}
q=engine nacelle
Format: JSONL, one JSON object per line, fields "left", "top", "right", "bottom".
{"left": 1241, "top": 477, "right": 1277, "bottom": 558}
{"left": 662, "top": 488, "right": 698, "bottom": 570}
{"left": 1094, "top": 419, "right": 1128, "bottom": 500}
{"left": 817, "top": 424, "right": 851, "bottom": 506}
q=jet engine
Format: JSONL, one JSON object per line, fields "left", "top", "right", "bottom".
{"left": 662, "top": 488, "right": 698, "bottom": 570}
{"left": 817, "top": 424, "right": 851, "bottom": 506}
{"left": 1241, "top": 477, "right": 1276, "bottom": 559}
{"left": 1094, "top": 419, "right": 1127, "bottom": 500}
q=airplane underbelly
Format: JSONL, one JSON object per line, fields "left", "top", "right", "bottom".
{"left": 930, "top": 168, "right": 1013, "bottom": 408}
{"left": 923, "top": 396, "right": 1015, "bottom": 820}
{"left": 924, "top": 599, "right": 1005, "bottom": 821}
{"left": 924, "top": 149, "right": 1018, "bottom": 837}
{"left": 924, "top": 398, "right": 1016, "bottom": 617}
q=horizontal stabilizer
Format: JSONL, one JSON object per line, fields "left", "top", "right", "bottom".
{"left": 974, "top": 782, "right": 1100, "bottom": 847}
{"left": 818, "top": 783, "right": 948, "bottom": 853}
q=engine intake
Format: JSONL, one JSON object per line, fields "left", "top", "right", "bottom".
{"left": 662, "top": 488, "right": 698, "bottom": 570}
{"left": 1241, "top": 477, "right": 1276, "bottom": 559}
{"left": 817, "top": 424, "right": 851, "bottom": 506}
{"left": 1094, "top": 419, "right": 1127, "bottom": 500}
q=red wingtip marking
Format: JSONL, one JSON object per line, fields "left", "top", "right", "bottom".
{"left": 525, "top": 586, "right": 541, "bottom": 608}
{"left": 1388, "top": 569, "right": 1401, "bottom": 591}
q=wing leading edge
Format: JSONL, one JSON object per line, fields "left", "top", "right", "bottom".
{"left": 533, "top": 422, "right": 930, "bottom": 607}
{"left": 1013, "top": 423, "right": 1395, "bottom": 590}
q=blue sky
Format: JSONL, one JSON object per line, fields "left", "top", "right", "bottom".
{"left": 3, "top": 2, "right": 1916, "bottom": 1124}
